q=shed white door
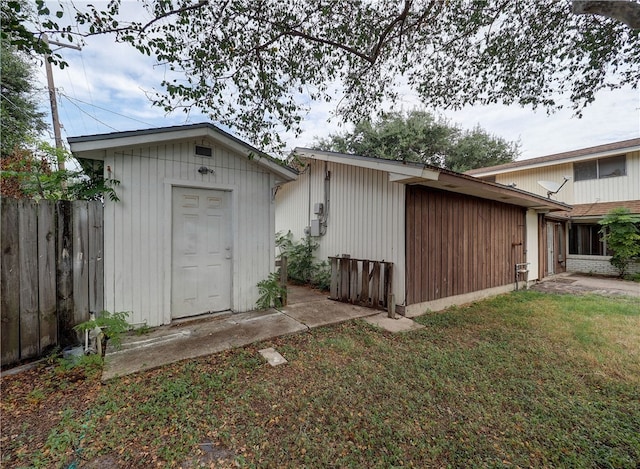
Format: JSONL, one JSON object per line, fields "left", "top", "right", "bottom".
{"left": 171, "top": 187, "right": 232, "bottom": 318}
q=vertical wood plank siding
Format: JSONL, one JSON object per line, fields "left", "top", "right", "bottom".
{"left": 405, "top": 186, "right": 526, "bottom": 304}
{"left": 275, "top": 159, "right": 406, "bottom": 304}
{"left": 102, "top": 139, "right": 274, "bottom": 326}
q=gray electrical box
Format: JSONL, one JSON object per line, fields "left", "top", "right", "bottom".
{"left": 310, "top": 219, "right": 321, "bottom": 237}
{"left": 313, "top": 202, "right": 324, "bottom": 215}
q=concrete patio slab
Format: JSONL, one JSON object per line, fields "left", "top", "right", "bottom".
{"left": 531, "top": 273, "right": 640, "bottom": 297}
{"left": 102, "top": 286, "right": 383, "bottom": 381}
{"left": 281, "top": 299, "right": 378, "bottom": 328}
{"left": 102, "top": 309, "right": 306, "bottom": 380}
{"left": 363, "top": 313, "right": 426, "bottom": 333}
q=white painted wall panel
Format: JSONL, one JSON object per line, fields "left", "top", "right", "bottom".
{"left": 493, "top": 152, "right": 640, "bottom": 206}
{"left": 525, "top": 209, "right": 539, "bottom": 281}
{"left": 102, "top": 138, "right": 275, "bottom": 327}
{"left": 573, "top": 151, "right": 639, "bottom": 204}
{"left": 275, "top": 159, "right": 406, "bottom": 305}
{"left": 494, "top": 163, "right": 574, "bottom": 204}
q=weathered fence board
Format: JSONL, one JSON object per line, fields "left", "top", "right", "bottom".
{"left": 1, "top": 198, "right": 103, "bottom": 367}
{"left": 56, "top": 200, "right": 75, "bottom": 346}
{"left": 1, "top": 199, "right": 20, "bottom": 365}
{"left": 19, "top": 200, "right": 39, "bottom": 359}
{"left": 328, "top": 256, "right": 393, "bottom": 311}
{"left": 73, "top": 201, "right": 90, "bottom": 323}
{"left": 88, "top": 201, "right": 104, "bottom": 314}
{"left": 38, "top": 201, "right": 57, "bottom": 351}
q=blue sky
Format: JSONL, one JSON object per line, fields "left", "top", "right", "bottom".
{"left": 36, "top": 3, "right": 640, "bottom": 161}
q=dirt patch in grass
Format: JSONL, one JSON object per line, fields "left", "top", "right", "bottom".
{"left": 2, "top": 292, "right": 639, "bottom": 468}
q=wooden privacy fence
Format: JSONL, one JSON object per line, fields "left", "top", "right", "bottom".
{"left": 329, "top": 256, "right": 394, "bottom": 312}
{"left": 1, "top": 198, "right": 104, "bottom": 367}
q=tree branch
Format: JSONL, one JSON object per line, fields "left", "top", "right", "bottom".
{"left": 572, "top": 0, "right": 640, "bottom": 29}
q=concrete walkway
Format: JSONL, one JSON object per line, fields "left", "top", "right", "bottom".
{"left": 531, "top": 272, "right": 640, "bottom": 297}
{"left": 102, "top": 286, "right": 383, "bottom": 380}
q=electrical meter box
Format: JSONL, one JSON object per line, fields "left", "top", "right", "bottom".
{"left": 310, "top": 219, "right": 321, "bottom": 236}
{"left": 313, "top": 203, "right": 324, "bottom": 215}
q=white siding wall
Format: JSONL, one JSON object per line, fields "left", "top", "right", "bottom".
{"left": 275, "top": 159, "right": 406, "bottom": 304}
{"left": 103, "top": 138, "right": 274, "bottom": 327}
{"left": 525, "top": 209, "right": 540, "bottom": 281}
{"left": 493, "top": 151, "right": 640, "bottom": 205}
{"left": 573, "top": 151, "right": 640, "bottom": 204}
{"left": 494, "top": 163, "right": 574, "bottom": 204}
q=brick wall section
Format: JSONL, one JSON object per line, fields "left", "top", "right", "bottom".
{"left": 567, "top": 255, "right": 640, "bottom": 276}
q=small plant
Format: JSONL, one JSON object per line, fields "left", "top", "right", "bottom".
{"left": 256, "top": 272, "right": 287, "bottom": 309}
{"left": 277, "top": 231, "right": 329, "bottom": 288}
{"left": 277, "top": 231, "right": 318, "bottom": 284}
{"left": 74, "top": 310, "right": 131, "bottom": 351}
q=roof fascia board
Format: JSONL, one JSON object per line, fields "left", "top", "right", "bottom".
{"left": 471, "top": 145, "right": 640, "bottom": 177}
{"left": 295, "top": 147, "right": 569, "bottom": 212}
{"left": 437, "top": 173, "right": 570, "bottom": 211}
{"left": 294, "top": 148, "right": 439, "bottom": 180}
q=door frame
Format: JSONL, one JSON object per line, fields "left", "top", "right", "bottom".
{"left": 538, "top": 215, "right": 567, "bottom": 278}
{"left": 162, "top": 179, "right": 237, "bottom": 324}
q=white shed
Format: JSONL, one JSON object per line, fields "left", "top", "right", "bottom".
{"left": 69, "top": 123, "right": 297, "bottom": 327}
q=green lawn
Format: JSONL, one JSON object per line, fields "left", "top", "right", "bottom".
{"left": 2, "top": 291, "right": 639, "bottom": 468}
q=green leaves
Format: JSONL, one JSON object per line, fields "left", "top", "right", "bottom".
{"left": 5, "top": 1, "right": 639, "bottom": 150}
{"left": 599, "top": 208, "right": 640, "bottom": 277}
{"left": 315, "top": 110, "right": 519, "bottom": 171}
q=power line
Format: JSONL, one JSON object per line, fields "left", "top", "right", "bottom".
{"left": 59, "top": 93, "right": 120, "bottom": 132}
{"left": 60, "top": 93, "right": 155, "bottom": 126}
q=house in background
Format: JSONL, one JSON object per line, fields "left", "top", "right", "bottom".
{"left": 69, "top": 123, "right": 297, "bottom": 328}
{"left": 275, "top": 149, "right": 569, "bottom": 317}
{"left": 467, "top": 138, "right": 640, "bottom": 277}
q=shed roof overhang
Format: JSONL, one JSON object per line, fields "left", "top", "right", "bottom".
{"left": 294, "top": 148, "right": 570, "bottom": 213}
{"left": 68, "top": 123, "right": 298, "bottom": 182}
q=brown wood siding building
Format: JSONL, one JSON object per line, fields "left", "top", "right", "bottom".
{"left": 406, "top": 186, "right": 526, "bottom": 304}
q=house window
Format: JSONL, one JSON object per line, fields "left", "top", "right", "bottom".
{"left": 573, "top": 155, "right": 626, "bottom": 181}
{"left": 569, "top": 224, "right": 611, "bottom": 255}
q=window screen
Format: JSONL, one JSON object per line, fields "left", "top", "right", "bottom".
{"left": 574, "top": 161, "right": 597, "bottom": 181}
{"left": 598, "top": 155, "right": 626, "bottom": 178}
{"left": 573, "top": 155, "right": 626, "bottom": 181}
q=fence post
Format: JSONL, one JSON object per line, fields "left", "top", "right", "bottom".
{"left": 329, "top": 257, "right": 339, "bottom": 300}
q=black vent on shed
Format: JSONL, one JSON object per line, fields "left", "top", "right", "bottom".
{"left": 195, "top": 145, "right": 213, "bottom": 157}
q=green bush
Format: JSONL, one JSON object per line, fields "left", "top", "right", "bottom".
{"left": 599, "top": 208, "right": 640, "bottom": 277}
{"left": 276, "top": 232, "right": 330, "bottom": 290}
{"left": 312, "top": 261, "right": 331, "bottom": 291}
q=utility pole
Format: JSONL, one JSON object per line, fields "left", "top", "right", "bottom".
{"left": 42, "top": 35, "right": 81, "bottom": 172}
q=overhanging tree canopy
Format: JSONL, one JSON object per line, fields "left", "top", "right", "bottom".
{"left": 4, "top": 0, "right": 639, "bottom": 148}
{"left": 315, "top": 111, "right": 520, "bottom": 172}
